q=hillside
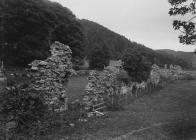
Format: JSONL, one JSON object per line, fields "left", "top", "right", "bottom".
{"left": 0, "top": 0, "right": 193, "bottom": 69}
{"left": 80, "top": 19, "right": 132, "bottom": 59}
{"left": 80, "top": 19, "right": 192, "bottom": 68}
{"left": 0, "top": 0, "right": 85, "bottom": 66}
{"left": 156, "top": 49, "right": 196, "bottom": 68}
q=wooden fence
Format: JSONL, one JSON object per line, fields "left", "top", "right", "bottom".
{"left": 92, "top": 102, "right": 106, "bottom": 112}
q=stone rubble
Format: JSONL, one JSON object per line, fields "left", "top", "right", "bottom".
{"left": 83, "top": 69, "right": 121, "bottom": 111}
{"left": 0, "top": 62, "right": 7, "bottom": 91}
{"left": 83, "top": 63, "right": 194, "bottom": 112}
{"left": 29, "top": 41, "right": 73, "bottom": 112}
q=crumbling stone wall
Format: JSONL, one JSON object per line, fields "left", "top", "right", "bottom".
{"left": 149, "top": 64, "right": 161, "bottom": 84}
{"left": 29, "top": 41, "right": 73, "bottom": 112}
{"left": 0, "top": 63, "right": 7, "bottom": 91}
{"left": 83, "top": 64, "right": 193, "bottom": 112}
{"left": 83, "top": 69, "right": 121, "bottom": 110}
{"left": 151, "top": 64, "right": 190, "bottom": 82}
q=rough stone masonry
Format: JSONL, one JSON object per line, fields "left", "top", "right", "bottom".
{"left": 29, "top": 41, "right": 73, "bottom": 112}
{"left": 0, "top": 62, "right": 6, "bottom": 91}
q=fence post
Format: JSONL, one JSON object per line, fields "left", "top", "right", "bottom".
{"left": 5, "top": 129, "right": 9, "bottom": 140}
{"left": 125, "top": 93, "right": 128, "bottom": 105}
{"left": 60, "top": 112, "right": 64, "bottom": 133}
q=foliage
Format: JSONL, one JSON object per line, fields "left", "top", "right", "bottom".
{"left": 0, "top": 0, "right": 85, "bottom": 66}
{"left": 81, "top": 19, "right": 191, "bottom": 68}
{"left": 182, "top": 73, "right": 195, "bottom": 80}
{"left": 156, "top": 50, "right": 192, "bottom": 68}
{"left": 80, "top": 19, "right": 130, "bottom": 60}
{"left": 0, "top": 82, "right": 47, "bottom": 132}
{"left": 116, "top": 70, "right": 130, "bottom": 84}
{"left": 51, "top": 23, "right": 85, "bottom": 65}
{"left": 122, "top": 49, "right": 152, "bottom": 83}
{"left": 0, "top": 42, "right": 74, "bottom": 136}
{"left": 169, "top": 0, "right": 196, "bottom": 45}
{"left": 89, "top": 44, "right": 110, "bottom": 70}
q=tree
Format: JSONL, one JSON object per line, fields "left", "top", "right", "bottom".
{"left": 169, "top": 0, "right": 196, "bottom": 45}
{"left": 51, "top": 22, "right": 85, "bottom": 65}
{"left": 122, "top": 49, "right": 151, "bottom": 83}
{"left": 89, "top": 44, "right": 110, "bottom": 70}
{"left": 0, "top": 0, "right": 85, "bottom": 66}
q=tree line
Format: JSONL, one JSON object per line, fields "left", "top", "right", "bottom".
{"left": 0, "top": 0, "right": 192, "bottom": 69}
{"left": 0, "top": 0, "right": 85, "bottom": 66}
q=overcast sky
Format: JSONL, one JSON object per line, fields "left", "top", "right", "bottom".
{"left": 51, "top": 0, "right": 196, "bottom": 52}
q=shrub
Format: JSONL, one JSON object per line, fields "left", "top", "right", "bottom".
{"left": 0, "top": 82, "right": 47, "bottom": 132}
{"left": 181, "top": 73, "right": 195, "bottom": 80}
{"left": 116, "top": 70, "right": 130, "bottom": 85}
{"left": 122, "top": 49, "right": 151, "bottom": 82}
{"left": 89, "top": 44, "right": 110, "bottom": 70}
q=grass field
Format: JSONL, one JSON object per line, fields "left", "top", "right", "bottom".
{"left": 67, "top": 76, "right": 88, "bottom": 102}
{"left": 57, "top": 79, "right": 196, "bottom": 140}
{"left": 3, "top": 69, "right": 196, "bottom": 140}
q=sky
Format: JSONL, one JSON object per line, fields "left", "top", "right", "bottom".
{"left": 51, "top": 0, "right": 196, "bottom": 52}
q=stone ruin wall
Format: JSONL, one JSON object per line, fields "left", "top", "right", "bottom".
{"left": 29, "top": 41, "right": 73, "bottom": 112}
{"left": 83, "top": 66, "right": 124, "bottom": 109}
{"left": 83, "top": 64, "right": 191, "bottom": 111}
{"left": 83, "top": 69, "right": 123, "bottom": 111}
{"left": 0, "top": 62, "right": 7, "bottom": 91}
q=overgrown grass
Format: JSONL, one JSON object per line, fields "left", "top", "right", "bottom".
{"left": 57, "top": 80, "right": 196, "bottom": 140}
{"left": 3, "top": 69, "right": 196, "bottom": 140}
{"left": 67, "top": 76, "right": 88, "bottom": 102}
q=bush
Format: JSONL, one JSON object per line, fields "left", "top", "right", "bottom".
{"left": 116, "top": 70, "right": 130, "bottom": 85}
{"left": 181, "top": 73, "right": 195, "bottom": 80}
{"left": 0, "top": 82, "right": 47, "bottom": 133}
{"left": 89, "top": 44, "right": 110, "bottom": 70}
{"left": 122, "top": 49, "right": 151, "bottom": 82}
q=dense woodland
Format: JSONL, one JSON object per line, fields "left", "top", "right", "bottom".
{"left": 0, "top": 0, "right": 193, "bottom": 69}
{"left": 156, "top": 49, "right": 195, "bottom": 68}
{"left": 81, "top": 19, "right": 192, "bottom": 68}
{"left": 0, "top": 0, "right": 85, "bottom": 66}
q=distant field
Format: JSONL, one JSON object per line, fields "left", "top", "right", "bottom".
{"left": 67, "top": 76, "right": 88, "bottom": 102}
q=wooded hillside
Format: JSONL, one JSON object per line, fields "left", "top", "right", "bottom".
{"left": 0, "top": 0, "right": 192, "bottom": 69}
{"left": 81, "top": 19, "right": 192, "bottom": 68}
{"left": 0, "top": 0, "right": 85, "bottom": 66}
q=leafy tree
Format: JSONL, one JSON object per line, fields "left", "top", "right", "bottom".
{"left": 0, "top": 0, "right": 85, "bottom": 66}
{"left": 89, "top": 44, "right": 110, "bottom": 70}
{"left": 81, "top": 19, "right": 192, "bottom": 68}
{"left": 169, "top": 0, "right": 196, "bottom": 45}
{"left": 122, "top": 49, "right": 151, "bottom": 83}
{"left": 51, "top": 22, "right": 85, "bottom": 64}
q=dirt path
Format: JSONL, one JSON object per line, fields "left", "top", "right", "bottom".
{"left": 66, "top": 80, "right": 196, "bottom": 140}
